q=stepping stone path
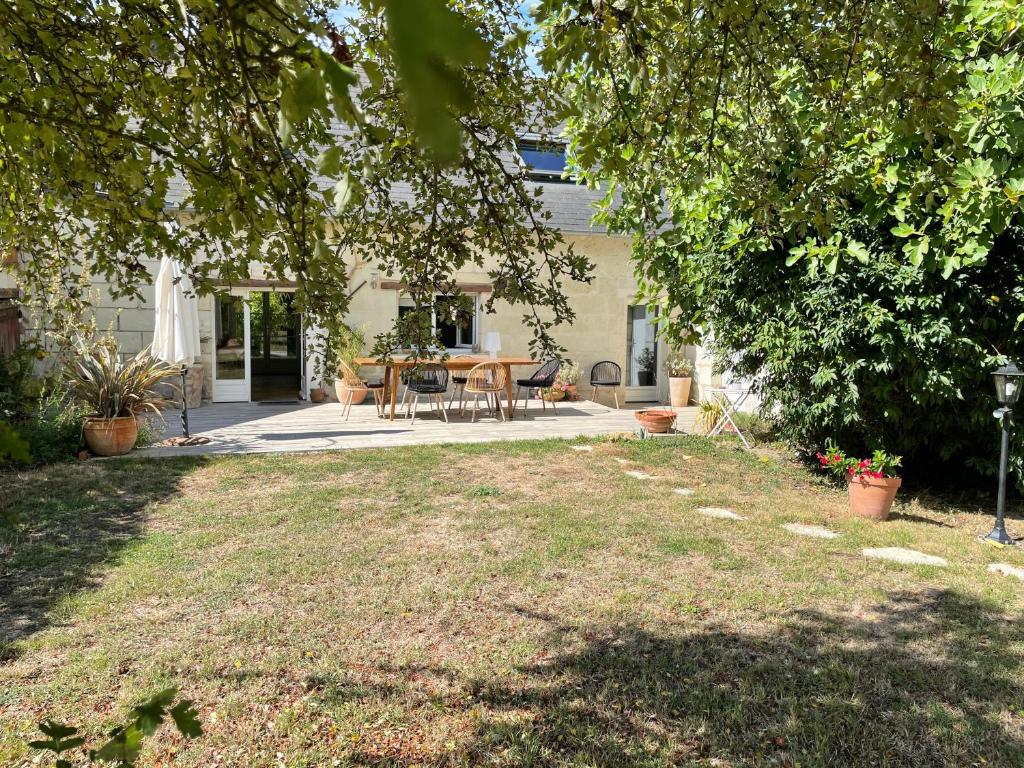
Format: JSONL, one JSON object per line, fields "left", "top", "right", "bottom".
{"left": 673, "top": 488, "right": 695, "bottom": 497}
{"left": 989, "top": 563, "right": 1024, "bottom": 582}
{"left": 697, "top": 507, "right": 745, "bottom": 521}
{"left": 614, "top": 458, "right": 630, "bottom": 465}
{"left": 783, "top": 523, "right": 839, "bottom": 540}
{"left": 862, "top": 547, "right": 948, "bottom": 567}
{"left": 571, "top": 445, "right": 594, "bottom": 452}
{"left": 624, "top": 470, "right": 655, "bottom": 480}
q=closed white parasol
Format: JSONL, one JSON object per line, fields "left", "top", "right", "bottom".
{"left": 152, "top": 256, "right": 201, "bottom": 436}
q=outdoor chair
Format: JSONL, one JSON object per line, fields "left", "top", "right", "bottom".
{"left": 447, "top": 353, "right": 476, "bottom": 414}
{"left": 338, "top": 360, "right": 385, "bottom": 420}
{"left": 463, "top": 361, "right": 507, "bottom": 422}
{"left": 401, "top": 363, "right": 449, "bottom": 424}
{"left": 590, "top": 360, "right": 622, "bottom": 408}
{"left": 514, "top": 359, "right": 561, "bottom": 415}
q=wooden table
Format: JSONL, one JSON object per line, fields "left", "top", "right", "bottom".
{"left": 354, "top": 356, "right": 537, "bottom": 421}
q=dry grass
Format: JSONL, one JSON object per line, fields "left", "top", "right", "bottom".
{"left": 1, "top": 436, "right": 1023, "bottom": 767}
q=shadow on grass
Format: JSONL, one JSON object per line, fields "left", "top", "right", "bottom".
{"left": 355, "top": 590, "right": 1024, "bottom": 766}
{"left": 0, "top": 457, "right": 207, "bottom": 654}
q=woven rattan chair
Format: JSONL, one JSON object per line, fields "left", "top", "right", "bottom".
{"left": 590, "top": 360, "right": 622, "bottom": 408}
{"left": 401, "top": 363, "right": 449, "bottom": 424}
{"left": 514, "top": 358, "right": 561, "bottom": 415}
{"left": 446, "top": 353, "right": 476, "bottom": 414}
{"left": 338, "top": 360, "right": 385, "bottom": 420}
{"left": 463, "top": 361, "right": 507, "bottom": 422}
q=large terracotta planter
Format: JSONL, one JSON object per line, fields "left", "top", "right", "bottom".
{"left": 334, "top": 381, "right": 368, "bottom": 405}
{"left": 635, "top": 408, "right": 678, "bottom": 434}
{"left": 847, "top": 475, "right": 902, "bottom": 520}
{"left": 83, "top": 415, "right": 139, "bottom": 457}
{"left": 669, "top": 377, "right": 692, "bottom": 407}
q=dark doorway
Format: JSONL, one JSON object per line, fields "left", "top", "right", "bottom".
{"left": 249, "top": 292, "right": 302, "bottom": 401}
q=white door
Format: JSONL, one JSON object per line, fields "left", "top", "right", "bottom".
{"left": 212, "top": 292, "right": 251, "bottom": 402}
{"left": 625, "top": 304, "right": 659, "bottom": 402}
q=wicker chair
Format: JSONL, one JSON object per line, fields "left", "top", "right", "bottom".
{"left": 463, "top": 361, "right": 507, "bottom": 422}
{"left": 514, "top": 359, "right": 561, "bottom": 415}
{"left": 447, "top": 353, "right": 476, "bottom": 414}
{"left": 590, "top": 360, "right": 622, "bottom": 408}
{"left": 401, "top": 363, "right": 449, "bottom": 424}
{"left": 338, "top": 360, "right": 385, "bottom": 420}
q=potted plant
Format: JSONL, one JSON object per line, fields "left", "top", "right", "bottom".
{"left": 634, "top": 408, "right": 677, "bottom": 434}
{"left": 553, "top": 360, "right": 581, "bottom": 401}
{"left": 665, "top": 354, "right": 695, "bottom": 407}
{"left": 817, "top": 441, "right": 903, "bottom": 520}
{"left": 334, "top": 324, "right": 369, "bottom": 405}
{"left": 636, "top": 347, "right": 657, "bottom": 387}
{"left": 540, "top": 385, "right": 565, "bottom": 402}
{"left": 66, "top": 341, "right": 177, "bottom": 456}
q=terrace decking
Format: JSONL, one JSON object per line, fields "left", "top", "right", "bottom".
{"left": 138, "top": 399, "right": 699, "bottom": 457}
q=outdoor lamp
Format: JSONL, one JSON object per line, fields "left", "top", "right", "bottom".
{"left": 983, "top": 360, "right": 1023, "bottom": 547}
{"left": 484, "top": 331, "right": 501, "bottom": 359}
{"left": 994, "top": 361, "right": 1023, "bottom": 407}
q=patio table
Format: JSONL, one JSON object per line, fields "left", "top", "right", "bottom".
{"left": 354, "top": 355, "right": 537, "bottom": 421}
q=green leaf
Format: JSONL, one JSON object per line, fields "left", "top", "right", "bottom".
{"left": 846, "top": 240, "right": 869, "bottom": 263}
{"left": 333, "top": 174, "right": 352, "bottom": 212}
{"left": 0, "top": 421, "right": 30, "bottom": 462}
{"left": 280, "top": 66, "right": 326, "bottom": 125}
{"left": 317, "top": 146, "right": 343, "bottom": 176}
{"left": 91, "top": 723, "right": 144, "bottom": 765}
{"left": 130, "top": 688, "right": 177, "bottom": 736}
{"left": 891, "top": 223, "right": 916, "bottom": 238}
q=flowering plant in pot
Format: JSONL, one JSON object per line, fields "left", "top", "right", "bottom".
{"left": 817, "top": 441, "right": 903, "bottom": 520}
{"left": 551, "top": 361, "right": 581, "bottom": 400}
{"left": 665, "top": 354, "right": 695, "bottom": 407}
{"left": 334, "top": 324, "right": 369, "bottom": 405}
{"left": 66, "top": 340, "right": 177, "bottom": 456}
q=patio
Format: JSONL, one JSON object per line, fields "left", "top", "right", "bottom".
{"left": 139, "top": 398, "right": 699, "bottom": 457}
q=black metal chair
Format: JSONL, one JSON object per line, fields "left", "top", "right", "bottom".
{"left": 515, "top": 359, "right": 561, "bottom": 415}
{"left": 590, "top": 360, "right": 622, "bottom": 408}
{"left": 401, "top": 363, "right": 449, "bottom": 424}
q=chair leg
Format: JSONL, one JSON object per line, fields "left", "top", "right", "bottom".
{"left": 498, "top": 391, "right": 506, "bottom": 422}
{"left": 471, "top": 394, "right": 479, "bottom": 422}
{"left": 410, "top": 393, "right": 419, "bottom": 424}
{"left": 342, "top": 389, "right": 353, "bottom": 421}
{"left": 438, "top": 393, "right": 448, "bottom": 422}
{"left": 613, "top": 389, "right": 619, "bottom": 409}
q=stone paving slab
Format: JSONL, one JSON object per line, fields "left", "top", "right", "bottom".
{"left": 783, "top": 523, "right": 840, "bottom": 539}
{"left": 862, "top": 547, "right": 948, "bottom": 567}
{"left": 989, "top": 562, "right": 1024, "bottom": 581}
{"left": 697, "top": 507, "right": 745, "bottom": 521}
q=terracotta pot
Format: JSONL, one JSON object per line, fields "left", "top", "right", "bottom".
{"left": 566, "top": 384, "right": 579, "bottom": 401}
{"left": 310, "top": 387, "right": 326, "bottom": 403}
{"left": 669, "top": 377, "right": 692, "bottom": 407}
{"left": 334, "top": 381, "right": 368, "bottom": 405}
{"left": 83, "top": 415, "right": 139, "bottom": 457}
{"left": 847, "top": 475, "right": 902, "bottom": 520}
{"left": 544, "top": 389, "right": 565, "bottom": 402}
{"left": 634, "top": 408, "right": 678, "bottom": 434}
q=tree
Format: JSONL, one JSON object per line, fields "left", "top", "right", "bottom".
{"left": 538, "top": 0, "right": 1024, "bottom": 480}
{"left": 0, "top": 0, "right": 590, "bottom": 366}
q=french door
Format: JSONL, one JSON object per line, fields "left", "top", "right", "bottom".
{"left": 625, "top": 304, "right": 659, "bottom": 402}
{"left": 212, "top": 293, "right": 251, "bottom": 402}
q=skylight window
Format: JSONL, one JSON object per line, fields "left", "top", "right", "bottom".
{"left": 517, "top": 140, "right": 570, "bottom": 182}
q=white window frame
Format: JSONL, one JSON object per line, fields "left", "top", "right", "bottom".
{"left": 397, "top": 293, "right": 479, "bottom": 351}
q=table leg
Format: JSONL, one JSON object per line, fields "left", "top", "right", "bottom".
{"left": 389, "top": 365, "right": 399, "bottom": 421}
{"left": 503, "top": 364, "right": 514, "bottom": 420}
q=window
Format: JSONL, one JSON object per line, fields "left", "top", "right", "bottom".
{"left": 398, "top": 294, "right": 478, "bottom": 350}
{"left": 517, "top": 139, "right": 569, "bottom": 182}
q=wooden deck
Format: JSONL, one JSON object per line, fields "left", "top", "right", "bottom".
{"left": 138, "top": 399, "right": 699, "bottom": 457}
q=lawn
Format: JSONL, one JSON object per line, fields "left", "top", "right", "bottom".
{"left": 2, "top": 436, "right": 1023, "bottom": 767}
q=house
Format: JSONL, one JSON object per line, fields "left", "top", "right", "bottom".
{"left": 13, "top": 137, "right": 719, "bottom": 408}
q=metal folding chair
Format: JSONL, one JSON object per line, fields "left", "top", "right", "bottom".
{"left": 705, "top": 386, "right": 753, "bottom": 450}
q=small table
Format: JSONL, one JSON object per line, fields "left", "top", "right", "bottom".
{"left": 705, "top": 386, "right": 753, "bottom": 450}
{"left": 354, "top": 355, "right": 537, "bottom": 421}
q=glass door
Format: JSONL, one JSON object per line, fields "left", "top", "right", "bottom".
{"left": 212, "top": 293, "right": 251, "bottom": 402}
{"left": 626, "top": 304, "right": 658, "bottom": 401}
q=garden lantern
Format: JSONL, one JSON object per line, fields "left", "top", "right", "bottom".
{"left": 983, "top": 361, "right": 1023, "bottom": 547}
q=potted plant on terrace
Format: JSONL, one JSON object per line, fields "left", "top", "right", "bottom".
{"left": 547, "top": 360, "right": 581, "bottom": 401}
{"left": 67, "top": 341, "right": 177, "bottom": 456}
{"left": 817, "top": 441, "right": 903, "bottom": 520}
{"left": 334, "top": 324, "right": 369, "bottom": 405}
{"left": 665, "top": 354, "right": 695, "bottom": 407}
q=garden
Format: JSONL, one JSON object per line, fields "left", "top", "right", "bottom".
{"left": 2, "top": 436, "right": 1023, "bottom": 767}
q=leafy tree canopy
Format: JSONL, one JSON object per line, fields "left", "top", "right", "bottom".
{"left": 538, "top": 0, "right": 1024, "bottom": 479}
{"left": 0, "top": 0, "right": 590, "bottom": 364}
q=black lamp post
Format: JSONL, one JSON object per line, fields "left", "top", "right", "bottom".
{"left": 984, "top": 361, "right": 1022, "bottom": 547}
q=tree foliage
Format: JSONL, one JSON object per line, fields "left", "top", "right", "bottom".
{"left": 539, "top": 0, "right": 1024, "bottom": 479}
{"left": 1, "top": 0, "right": 589, "bottom": 365}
